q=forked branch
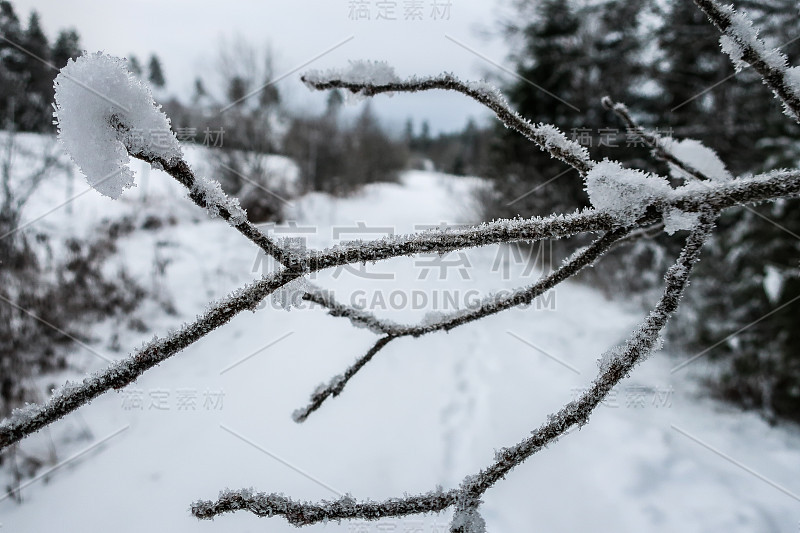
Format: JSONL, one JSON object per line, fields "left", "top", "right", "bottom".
{"left": 693, "top": 0, "right": 800, "bottom": 122}
{"left": 193, "top": 218, "right": 716, "bottom": 527}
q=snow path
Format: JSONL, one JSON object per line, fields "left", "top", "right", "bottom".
{"left": 1, "top": 159, "right": 799, "bottom": 532}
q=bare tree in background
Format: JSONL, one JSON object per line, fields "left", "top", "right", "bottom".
{"left": 2, "top": 1, "right": 800, "bottom": 531}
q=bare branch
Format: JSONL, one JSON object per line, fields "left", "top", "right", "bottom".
{"left": 3, "top": 161, "right": 798, "bottom": 451}
{"left": 301, "top": 72, "right": 595, "bottom": 175}
{"left": 191, "top": 218, "right": 715, "bottom": 527}
{"left": 114, "top": 119, "right": 301, "bottom": 271}
{"left": 292, "top": 336, "right": 395, "bottom": 423}
{"left": 693, "top": 0, "right": 800, "bottom": 122}
{"left": 192, "top": 487, "right": 459, "bottom": 526}
{"left": 295, "top": 227, "right": 634, "bottom": 421}
{"left": 307, "top": 170, "right": 800, "bottom": 269}
{"left": 303, "top": 285, "right": 401, "bottom": 335}
{"left": 462, "top": 217, "right": 714, "bottom": 499}
{"left": 37, "top": 49, "right": 800, "bottom": 532}
{"left": 602, "top": 96, "right": 712, "bottom": 182}
{"left": 0, "top": 269, "right": 298, "bottom": 450}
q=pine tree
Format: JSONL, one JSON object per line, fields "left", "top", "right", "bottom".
{"left": 259, "top": 83, "right": 280, "bottom": 108}
{"left": 0, "top": 0, "right": 25, "bottom": 126}
{"left": 51, "top": 28, "right": 81, "bottom": 69}
{"left": 191, "top": 77, "right": 207, "bottom": 105}
{"left": 486, "top": 0, "right": 652, "bottom": 219}
{"left": 226, "top": 75, "right": 247, "bottom": 106}
{"left": 18, "top": 11, "right": 51, "bottom": 131}
{"left": 128, "top": 54, "right": 143, "bottom": 77}
{"left": 325, "top": 89, "right": 343, "bottom": 117}
{"left": 148, "top": 54, "right": 166, "bottom": 89}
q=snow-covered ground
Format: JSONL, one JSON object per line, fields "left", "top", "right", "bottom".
{"left": 2, "top": 139, "right": 799, "bottom": 532}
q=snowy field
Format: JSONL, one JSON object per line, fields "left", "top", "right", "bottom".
{"left": 1, "top": 136, "right": 800, "bottom": 532}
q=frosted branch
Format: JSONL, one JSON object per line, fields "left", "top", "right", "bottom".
{"left": 301, "top": 70, "right": 594, "bottom": 175}
{"left": 0, "top": 270, "right": 298, "bottom": 450}
{"left": 16, "top": 46, "right": 800, "bottom": 532}
{"left": 192, "top": 218, "right": 715, "bottom": 528}
{"left": 461, "top": 218, "right": 715, "bottom": 498}
{"left": 303, "top": 285, "right": 401, "bottom": 335}
{"left": 295, "top": 227, "right": 634, "bottom": 421}
{"left": 3, "top": 162, "right": 798, "bottom": 450}
{"left": 192, "top": 487, "right": 458, "bottom": 526}
{"left": 306, "top": 170, "right": 800, "bottom": 268}
{"left": 602, "top": 97, "right": 712, "bottom": 182}
{"left": 105, "top": 121, "right": 298, "bottom": 272}
{"left": 693, "top": 0, "right": 800, "bottom": 122}
{"left": 292, "top": 336, "right": 395, "bottom": 423}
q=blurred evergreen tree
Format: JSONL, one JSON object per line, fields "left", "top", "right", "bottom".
{"left": 0, "top": 0, "right": 25, "bottom": 126}
{"left": 667, "top": 1, "right": 800, "bottom": 423}
{"left": 51, "top": 28, "right": 80, "bottom": 69}
{"left": 18, "top": 11, "right": 51, "bottom": 131}
{"left": 128, "top": 54, "right": 143, "bottom": 77}
{"left": 148, "top": 53, "right": 166, "bottom": 89}
{"left": 0, "top": 3, "right": 83, "bottom": 131}
{"left": 485, "top": 0, "right": 653, "bottom": 219}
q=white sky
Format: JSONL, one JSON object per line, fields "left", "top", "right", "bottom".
{"left": 17, "top": 0, "right": 512, "bottom": 134}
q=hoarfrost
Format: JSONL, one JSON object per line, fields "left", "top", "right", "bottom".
{"left": 421, "top": 310, "right": 447, "bottom": 327}
{"left": 53, "top": 52, "right": 181, "bottom": 199}
{"left": 784, "top": 66, "right": 800, "bottom": 100}
{"left": 465, "top": 80, "right": 506, "bottom": 107}
{"left": 191, "top": 176, "right": 248, "bottom": 226}
{"left": 719, "top": 34, "right": 747, "bottom": 72}
{"left": 718, "top": 6, "right": 787, "bottom": 72}
{"left": 451, "top": 507, "right": 486, "bottom": 533}
{"left": 763, "top": 265, "right": 783, "bottom": 304}
{"left": 584, "top": 160, "right": 672, "bottom": 224}
{"left": 537, "top": 123, "right": 592, "bottom": 167}
{"left": 304, "top": 60, "right": 400, "bottom": 104}
{"left": 272, "top": 276, "right": 311, "bottom": 311}
{"left": 661, "top": 138, "right": 732, "bottom": 181}
{"left": 663, "top": 207, "right": 701, "bottom": 235}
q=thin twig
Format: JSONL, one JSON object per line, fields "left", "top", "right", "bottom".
{"left": 0, "top": 269, "right": 298, "bottom": 449}
{"left": 295, "top": 227, "right": 633, "bottom": 422}
{"left": 301, "top": 72, "right": 595, "bottom": 176}
{"left": 192, "top": 218, "right": 716, "bottom": 526}
{"left": 601, "top": 96, "right": 712, "bottom": 182}
{"left": 693, "top": 0, "right": 800, "bottom": 122}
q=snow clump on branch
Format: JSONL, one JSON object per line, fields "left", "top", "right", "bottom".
{"left": 584, "top": 160, "right": 672, "bottom": 225}
{"left": 53, "top": 52, "right": 181, "bottom": 199}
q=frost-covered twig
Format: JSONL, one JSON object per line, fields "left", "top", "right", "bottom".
{"left": 127, "top": 148, "right": 300, "bottom": 270}
{"left": 3, "top": 157, "right": 798, "bottom": 450}
{"left": 192, "top": 487, "right": 459, "bottom": 526}
{"left": 304, "top": 169, "right": 800, "bottom": 268}
{"left": 295, "top": 227, "right": 633, "bottom": 422}
{"left": 693, "top": 0, "right": 800, "bottom": 122}
{"left": 303, "top": 286, "right": 401, "bottom": 335}
{"left": 193, "top": 218, "right": 715, "bottom": 529}
{"left": 53, "top": 53, "right": 299, "bottom": 271}
{"left": 0, "top": 269, "right": 298, "bottom": 450}
{"left": 4, "top": 164, "right": 798, "bottom": 449}
{"left": 602, "top": 97, "right": 713, "bottom": 182}
{"left": 301, "top": 67, "right": 594, "bottom": 175}
{"left": 461, "top": 217, "right": 714, "bottom": 500}
{"left": 291, "top": 334, "right": 392, "bottom": 423}
{"left": 11, "top": 47, "right": 800, "bottom": 532}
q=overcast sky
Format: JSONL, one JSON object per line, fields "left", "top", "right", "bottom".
{"left": 18, "top": 0, "right": 512, "bottom": 134}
